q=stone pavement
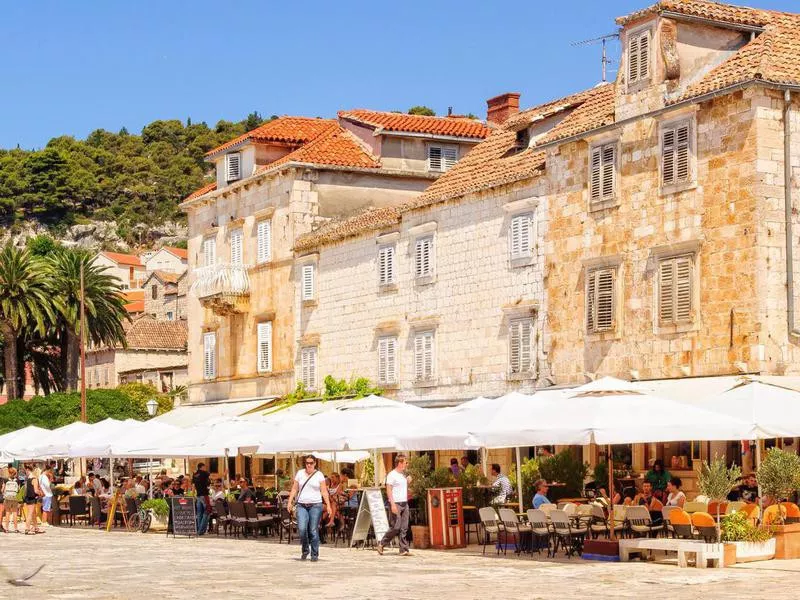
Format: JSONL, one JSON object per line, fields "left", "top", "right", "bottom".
{"left": 1, "top": 527, "right": 799, "bottom": 599}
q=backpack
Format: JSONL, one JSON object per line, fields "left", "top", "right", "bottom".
{"left": 3, "top": 479, "right": 19, "bottom": 500}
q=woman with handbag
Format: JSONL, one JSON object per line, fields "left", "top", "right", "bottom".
{"left": 23, "top": 465, "right": 44, "bottom": 535}
{"left": 287, "top": 455, "right": 332, "bottom": 562}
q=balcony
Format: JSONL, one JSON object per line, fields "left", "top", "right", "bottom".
{"left": 191, "top": 264, "right": 250, "bottom": 316}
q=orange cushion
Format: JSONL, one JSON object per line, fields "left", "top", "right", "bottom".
{"left": 781, "top": 502, "right": 800, "bottom": 518}
{"left": 691, "top": 511, "right": 716, "bottom": 527}
{"left": 669, "top": 509, "right": 691, "bottom": 526}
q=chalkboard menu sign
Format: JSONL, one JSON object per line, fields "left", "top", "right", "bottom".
{"left": 169, "top": 497, "right": 197, "bottom": 538}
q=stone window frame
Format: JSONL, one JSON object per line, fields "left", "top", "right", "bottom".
{"left": 625, "top": 23, "right": 653, "bottom": 93}
{"left": 501, "top": 302, "right": 538, "bottom": 381}
{"left": 586, "top": 135, "right": 621, "bottom": 212}
{"left": 649, "top": 239, "right": 703, "bottom": 336}
{"left": 659, "top": 110, "right": 698, "bottom": 196}
{"left": 256, "top": 321, "right": 273, "bottom": 374}
{"left": 503, "top": 197, "right": 539, "bottom": 268}
{"left": 583, "top": 255, "right": 623, "bottom": 342}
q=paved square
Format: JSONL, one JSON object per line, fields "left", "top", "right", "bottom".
{"left": 1, "top": 527, "right": 799, "bottom": 599}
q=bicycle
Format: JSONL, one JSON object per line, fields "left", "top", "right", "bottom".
{"left": 126, "top": 505, "right": 152, "bottom": 533}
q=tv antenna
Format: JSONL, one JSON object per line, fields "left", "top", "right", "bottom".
{"left": 572, "top": 32, "right": 620, "bottom": 83}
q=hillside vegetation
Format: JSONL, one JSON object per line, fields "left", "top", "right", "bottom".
{"left": 0, "top": 112, "right": 267, "bottom": 241}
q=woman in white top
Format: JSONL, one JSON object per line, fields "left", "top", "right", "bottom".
{"left": 287, "top": 455, "right": 332, "bottom": 562}
{"left": 665, "top": 476, "right": 686, "bottom": 508}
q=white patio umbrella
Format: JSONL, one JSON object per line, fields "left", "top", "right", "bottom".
{"left": 19, "top": 421, "right": 94, "bottom": 459}
{"left": 64, "top": 419, "right": 146, "bottom": 458}
{"left": 68, "top": 420, "right": 183, "bottom": 458}
{"left": 0, "top": 425, "right": 50, "bottom": 462}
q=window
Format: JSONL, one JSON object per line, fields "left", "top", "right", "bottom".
{"left": 151, "top": 285, "right": 158, "bottom": 300}
{"left": 662, "top": 122, "right": 691, "bottom": 186}
{"left": 378, "top": 245, "right": 395, "bottom": 286}
{"left": 203, "top": 237, "right": 216, "bottom": 267}
{"left": 166, "top": 311, "right": 174, "bottom": 321}
{"left": 225, "top": 152, "right": 241, "bottom": 182}
{"left": 301, "top": 346, "right": 317, "bottom": 390}
{"left": 413, "top": 330, "right": 435, "bottom": 382}
{"left": 256, "top": 220, "right": 271, "bottom": 264}
{"left": 658, "top": 255, "right": 693, "bottom": 325}
{"left": 414, "top": 236, "right": 434, "bottom": 278}
{"left": 203, "top": 332, "right": 216, "bottom": 379}
{"left": 586, "top": 268, "right": 616, "bottom": 333}
{"left": 230, "top": 228, "right": 243, "bottom": 265}
{"left": 301, "top": 264, "right": 315, "bottom": 301}
{"left": 427, "top": 146, "right": 457, "bottom": 172}
{"left": 628, "top": 29, "right": 650, "bottom": 85}
{"left": 103, "top": 367, "right": 109, "bottom": 386}
{"left": 378, "top": 336, "right": 398, "bottom": 385}
{"left": 589, "top": 143, "right": 616, "bottom": 202}
{"left": 509, "top": 318, "right": 534, "bottom": 374}
{"left": 257, "top": 322, "right": 272, "bottom": 373}
{"left": 509, "top": 213, "right": 533, "bottom": 260}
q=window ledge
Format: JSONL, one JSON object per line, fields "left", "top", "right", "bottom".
{"left": 660, "top": 181, "right": 697, "bottom": 196}
{"left": 588, "top": 197, "right": 620, "bottom": 213}
{"left": 302, "top": 299, "right": 318, "bottom": 308}
{"left": 379, "top": 382, "right": 400, "bottom": 390}
{"left": 586, "top": 330, "right": 621, "bottom": 342}
{"left": 414, "top": 274, "right": 437, "bottom": 287}
{"left": 413, "top": 379, "right": 438, "bottom": 389}
{"left": 509, "top": 255, "right": 536, "bottom": 269}
{"left": 249, "top": 261, "right": 273, "bottom": 273}
{"left": 507, "top": 372, "right": 536, "bottom": 382}
{"left": 655, "top": 321, "right": 699, "bottom": 336}
{"left": 378, "top": 282, "right": 398, "bottom": 293}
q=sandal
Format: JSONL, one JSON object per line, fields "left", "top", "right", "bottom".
{"left": 24, "top": 530, "right": 36, "bottom": 535}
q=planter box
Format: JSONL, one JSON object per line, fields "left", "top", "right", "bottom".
{"left": 732, "top": 539, "right": 776, "bottom": 563}
{"left": 148, "top": 513, "right": 168, "bottom": 532}
{"left": 723, "top": 542, "right": 737, "bottom": 567}
{"left": 773, "top": 523, "right": 800, "bottom": 559}
{"left": 411, "top": 525, "right": 430, "bottom": 549}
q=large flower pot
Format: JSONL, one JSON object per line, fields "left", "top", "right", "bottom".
{"left": 723, "top": 542, "right": 737, "bottom": 567}
{"left": 148, "top": 512, "right": 168, "bottom": 532}
{"left": 733, "top": 538, "right": 776, "bottom": 563}
{"left": 772, "top": 523, "right": 800, "bottom": 559}
{"left": 411, "top": 525, "right": 430, "bottom": 549}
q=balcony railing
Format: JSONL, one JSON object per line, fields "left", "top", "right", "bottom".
{"left": 191, "top": 264, "right": 251, "bottom": 300}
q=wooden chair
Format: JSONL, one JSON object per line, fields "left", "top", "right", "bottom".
{"left": 478, "top": 507, "right": 504, "bottom": 555}
{"left": 209, "top": 499, "right": 230, "bottom": 536}
{"left": 68, "top": 495, "right": 90, "bottom": 527}
{"left": 228, "top": 501, "right": 249, "bottom": 538}
{"left": 691, "top": 511, "right": 718, "bottom": 542}
{"left": 278, "top": 506, "right": 297, "bottom": 544}
{"left": 669, "top": 508, "right": 694, "bottom": 539}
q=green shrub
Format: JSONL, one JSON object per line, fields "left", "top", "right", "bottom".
{"left": 721, "top": 510, "right": 773, "bottom": 543}
{"left": 758, "top": 448, "right": 800, "bottom": 507}
{"left": 509, "top": 457, "right": 540, "bottom": 505}
{"left": 140, "top": 498, "right": 169, "bottom": 518}
{"left": 538, "top": 450, "right": 588, "bottom": 498}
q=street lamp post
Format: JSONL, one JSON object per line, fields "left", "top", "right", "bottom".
{"left": 146, "top": 399, "right": 158, "bottom": 417}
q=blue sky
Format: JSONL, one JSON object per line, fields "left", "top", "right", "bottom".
{"left": 2, "top": 0, "right": 797, "bottom": 149}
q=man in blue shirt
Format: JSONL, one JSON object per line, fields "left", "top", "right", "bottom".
{"left": 532, "top": 479, "right": 552, "bottom": 509}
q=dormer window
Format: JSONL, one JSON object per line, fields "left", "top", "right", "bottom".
{"left": 225, "top": 152, "right": 241, "bottom": 183}
{"left": 628, "top": 29, "right": 651, "bottom": 86}
{"left": 514, "top": 129, "right": 530, "bottom": 152}
{"left": 428, "top": 145, "right": 457, "bottom": 172}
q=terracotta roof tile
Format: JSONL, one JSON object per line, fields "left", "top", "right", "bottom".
{"left": 124, "top": 300, "right": 144, "bottom": 314}
{"left": 162, "top": 246, "right": 188, "bottom": 260}
{"left": 146, "top": 270, "right": 181, "bottom": 285}
{"left": 184, "top": 182, "right": 216, "bottom": 202}
{"left": 294, "top": 207, "right": 401, "bottom": 252}
{"left": 100, "top": 251, "right": 142, "bottom": 267}
{"left": 206, "top": 117, "right": 338, "bottom": 157}
{"left": 123, "top": 316, "right": 188, "bottom": 350}
{"left": 122, "top": 290, "right": 144, "bottom": 302}
{"left": 265, "top": 126, "right": 380, "bottom": 171}
{"left": 339, "top": 109, "right": 490, "bottom": 139}
{"left": 617, "top": 0, "right": 774, "bottom": 28}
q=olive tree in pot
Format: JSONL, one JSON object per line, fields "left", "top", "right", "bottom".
{"left": 757, "top": 448, "right": 800, "bottom": 559}
{"left": 406, "top": 455, "right": 455, "bottom": 548}
{"left": 697, "top": 455, "right": 741, "bottom": 542}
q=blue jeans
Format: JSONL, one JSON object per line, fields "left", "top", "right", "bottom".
{"left": 196, "top": 497, "right": 210, "bottom": 535}
{"left": 296, "top": 503, "right": 323, "bottom": 559}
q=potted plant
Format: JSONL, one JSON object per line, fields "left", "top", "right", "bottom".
{"left": 538, "top": 450, "right": 589, "bottom": 502}
{"left": 697, "top": 455, "right": 741, "bottom": 539}
{"left": 456, "top": 464, "right": 489, "bottom": 507}
{"left": 757, "top": 448, "right": 800, "bottom": 559}
{"left": 140, "top": 498, "right": 169, "bottom": 531}
{"left": 509, "top": 457, "right": 540, "bottom": 507}
{"left": 721, "top": 510, "right": 775, "bottom": 562}
{"left": 406, "top": 455, "right": 455, "bottom": 548}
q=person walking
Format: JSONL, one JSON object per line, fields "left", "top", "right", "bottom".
{"left": 287, "top": 455, "right": 332, "bottom": 562}
{"left": 377, "top": 454, "right": 413, "bottom": 557}
{"left": 1, "top": 467, "right": 19, "bottom": 533}
{"left": 39, "top": 468, "right": 53, "bottom": 527}
{"left": 22, "top": 465, "right": 43, "bottom": 535}
{"left": 192, "top": 462, "right": 211, "bottom": 535}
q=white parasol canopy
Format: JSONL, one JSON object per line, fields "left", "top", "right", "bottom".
{"left": 0, "top": 425, "right": 51, "bottom": 462}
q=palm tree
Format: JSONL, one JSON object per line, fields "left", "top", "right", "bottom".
{"left": 47, "top": 247, "right": 129, "bottom": 391}
{"left": 0, "top": 243, "right": 53, "bottom": 400}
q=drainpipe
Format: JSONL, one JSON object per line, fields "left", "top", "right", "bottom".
{"left": 784, "top": 90, "right": 800, "bottom": 337}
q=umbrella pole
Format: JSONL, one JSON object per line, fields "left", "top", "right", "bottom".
{"left": 481, "top": 448, "right": 488, "bottom": 478}
{"left": 373, "top": 449, "right": 379, "bottom": 486}
{"left": 607, "top": 444, "right": 616, "bottom": 541}
{"left": 756, "top": 440, "right": 763, "bottom": 518}
{"left": 515, "top": 447, "right": 523, "bottom": 509}
{"left": 225, "top": 449, "right": 230, "bottom": 488}
{"left": 149, "top": 457, "right": 154, "bottom": 499}
{"left": 333, "top": 451, "right": 338, "bottom": 474}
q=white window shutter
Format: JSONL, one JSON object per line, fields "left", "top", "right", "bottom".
{"left": 509, "top": 213, "right": 532, "bottom": 259}
{"left": 257, "top": 322, "right": 272, "bottom": 373}
{"left": 301, "top": 347, "right": 317, "bottom": 389}
{"left": 414, "top": 331, "right": 434, "bottom": 381}
{"left": 203, "top": 332, "right": 216, "bottom": 379}
{"left": 225, "top": 153, "right": 241, "bottom": 182}
{"left": 510, "top": 318, "right": 533, "bottom": 374}
{"left": 378, "top": 337, "right": 397, "bottom": 385}
{"left": 428, "top": 146, "right": 443, "bottom": 171}
{"left": 203, "top": 237, "right": 216, "bottom": 267}
{"left": 442, "top": 147, "right": 457, "bottom": 170}
{"left": 256, "top": 220, "right": 271, "bottom": 263}
{"left": 230, "top": 229, "right": 243, "bottom": 265}
{"left": 301, "top": 264, "right": 315, "bottom": 300}
{"left": 378, "top": 245, "right": 395, "bottom": 285}
{"left": 415, "top": 236, "right": 433, "bottom": 278}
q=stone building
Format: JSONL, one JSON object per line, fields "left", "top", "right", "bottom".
{"left": 180, "top": 111, "right": 488, "bottom": 404}
{"left": 85, "top": 316, "right": 188, "bottom": 391}
{"left": 143, "top": 270, "right": 187, "bottom": 321}
{"left": 293, "top": 0, "right": 800, "bottom": 484}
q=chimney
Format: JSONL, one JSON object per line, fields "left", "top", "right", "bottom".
{"left": 486, "top": 92, "right": 520, "bottom": 125}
